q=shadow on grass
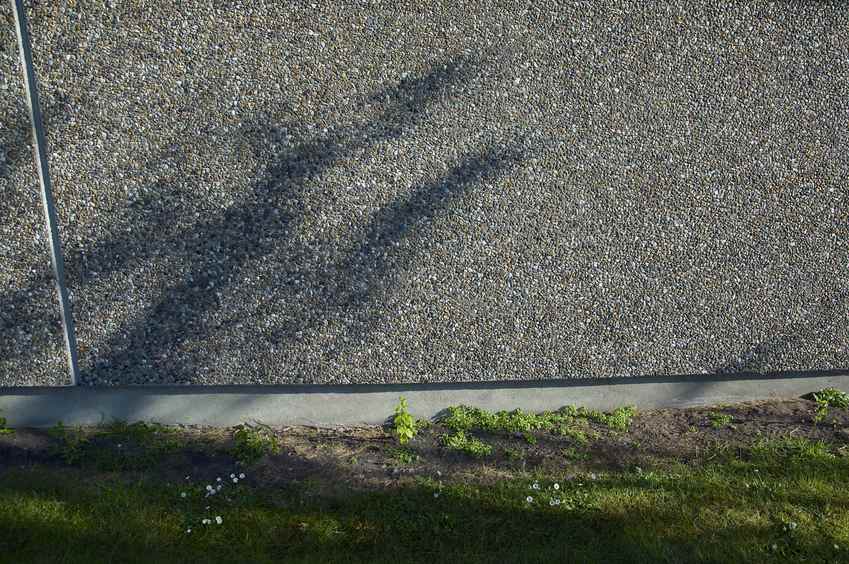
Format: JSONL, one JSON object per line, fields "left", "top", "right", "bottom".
{"left": 1, "top": 410, "right": 848, "bottom": 564}
{"left": 1, "top": 452, "right": 847, "bottom": 564}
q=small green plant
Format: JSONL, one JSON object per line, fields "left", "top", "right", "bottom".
{"left": 388, "top": 446, "right": 418, "bottom": 464}
{"left": 558, "top": 426, "right": 589, "bottom": 445}
{"left": 812, "top": 388, "right": 849, "bottom": 423}
{"left": 503, "top": 446, "right": 526, "bottom": 461}
{"left": 99, "top": 420, "right": 183, "bottom": 470}
{"left": 441, "top": 431, "right": 492, "bottom": 458}
{"left": 47, "top": 421, "right": 88, "bottom": 465}
{"left": 0, "top": 411, "right": 13, "bottom": 435}
{"left": 104, "top": 420, "right": 180, "bottom": 446}
{"left": 522, "top": 431, "right": 538, "bottom": 445}
{"left": 231, "top": 424, "right": 281, "bottom": 465}
{"left": 576, "top": 406, "right": 637, "bottom": 431}
{"left": 392, "top": 397, "right": 418, "bottom": 445}
{"left": 709, "top": 412, "right": 734, "bottom": 429}
{"left": 298, "top": 516, "right": 344, "bottom": 544}
{"left": 602, "top": 406, "right": 637, "bottom": 431}
{"left": 441, "top": 406, "right": 556, "bottom": 434}
{"left": 562, "top": 446, "right": 589, "bottom": 462}
{"left": 46, "top": 420, "right": 184, "bottom": 470}
{"left": 751, "top": 437, "right": 834, "bottom": 464}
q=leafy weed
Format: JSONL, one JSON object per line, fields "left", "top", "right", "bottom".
{"left": 231, "top": 424, "right": 281, "bottom": 465}
{"left": 441, "top": 431, "right": 492, "bottom": 458}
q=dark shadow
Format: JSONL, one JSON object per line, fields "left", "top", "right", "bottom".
{"left": 0, "top": 90, "right": 70, "bottom": 182}
{"left": 714, "top": 287, "right": 849, "bottom": 374}
{"left": 2, "top": 31, "right": 846, "bottom": 389}
{"left": 0, "top": 108, "right": 32, "bottom": 182}
{"left": 1, "top": 54, "right": 494, "bottom": 380}
{"left": 46, "top": 53, "right": 532, "bottom": 384}
{"left": 1, "top": 468, "right": 830, "bottom": 563}
{"left": 0, "top": 93, "right": 72, "bottom": 379}
{"left": 1, "top": 417, "right": 848, "bottom": 563}
{"left": 2, "top": 367, "right": 846, "bottom": 396}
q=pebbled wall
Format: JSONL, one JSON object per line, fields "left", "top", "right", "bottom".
{"left": 1, "top": 0, "right": 847, "bottom": 385}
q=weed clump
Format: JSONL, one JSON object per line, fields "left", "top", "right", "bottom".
{"left": 812, "top": 388, "right": 849, "bottom": 423}
{"left": 709, "top": 412, "right": 734, "bottom": 429}
{"left": 750, "top": 437, "right": 834, "bottom": 466}
{"left": 387, "top": 446, "right": 418, "bottom": 464}
{"left": 0, "top": 411, "right": 13, "bottom": 435}
{"left": 441, "top": 404, "right": 637, "bottom": 435}
{"left": 46, "top": 420, "right": 182, "bottom": 470}
{"left": 47, "top": 422, "right": 88, "bottom": 464}
{"left": 441, "top": 431, "right": 492, "bottom": 458}
{"left": 231, "top": 424, "right": 280, "bottom": 465}
{"left": 595, "top": 406, "right": 637, "bottom": 432}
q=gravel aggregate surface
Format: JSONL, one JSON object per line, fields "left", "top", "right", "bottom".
{"left": 1, "top": 12, "right": 68, "bottom": 387}
{"left": 1, "top": 0, "right": 847, "bottom": 386}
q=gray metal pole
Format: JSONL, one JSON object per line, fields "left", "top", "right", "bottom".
{"left": 10, "top": 0, "right": 81, "bottom": 386}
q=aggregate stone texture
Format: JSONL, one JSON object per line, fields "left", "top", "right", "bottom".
{"left": 0, "top": 7, "right": 68, "bottom": 386}
{"left": 1, "top": 0, "right": 847, "bottom": 386}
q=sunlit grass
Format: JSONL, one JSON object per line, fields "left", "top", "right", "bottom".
{"left": 1, "top": 435, "right": 848, "bottom": 563}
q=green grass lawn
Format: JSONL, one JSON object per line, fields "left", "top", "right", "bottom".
{"left": 2, "top": 436, "right": 848, "bottom": 563}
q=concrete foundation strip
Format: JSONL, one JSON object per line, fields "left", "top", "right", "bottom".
{"left": 1, "top": 370, "right": 846, "bottom": 427}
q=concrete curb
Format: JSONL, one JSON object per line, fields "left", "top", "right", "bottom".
{"left": 1, "top": 370, "right": 846, "bottom": 427}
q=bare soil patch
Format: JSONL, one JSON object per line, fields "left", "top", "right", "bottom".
{"left": 2, "top": 398, "right": 848, "bottom": 492}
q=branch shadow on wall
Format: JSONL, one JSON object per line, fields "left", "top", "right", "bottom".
{"left": 2, "top": 53, "right": 533, "bottom": 385}
{"left": 2, "top": 48, "right": 846, "bottom": 389}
